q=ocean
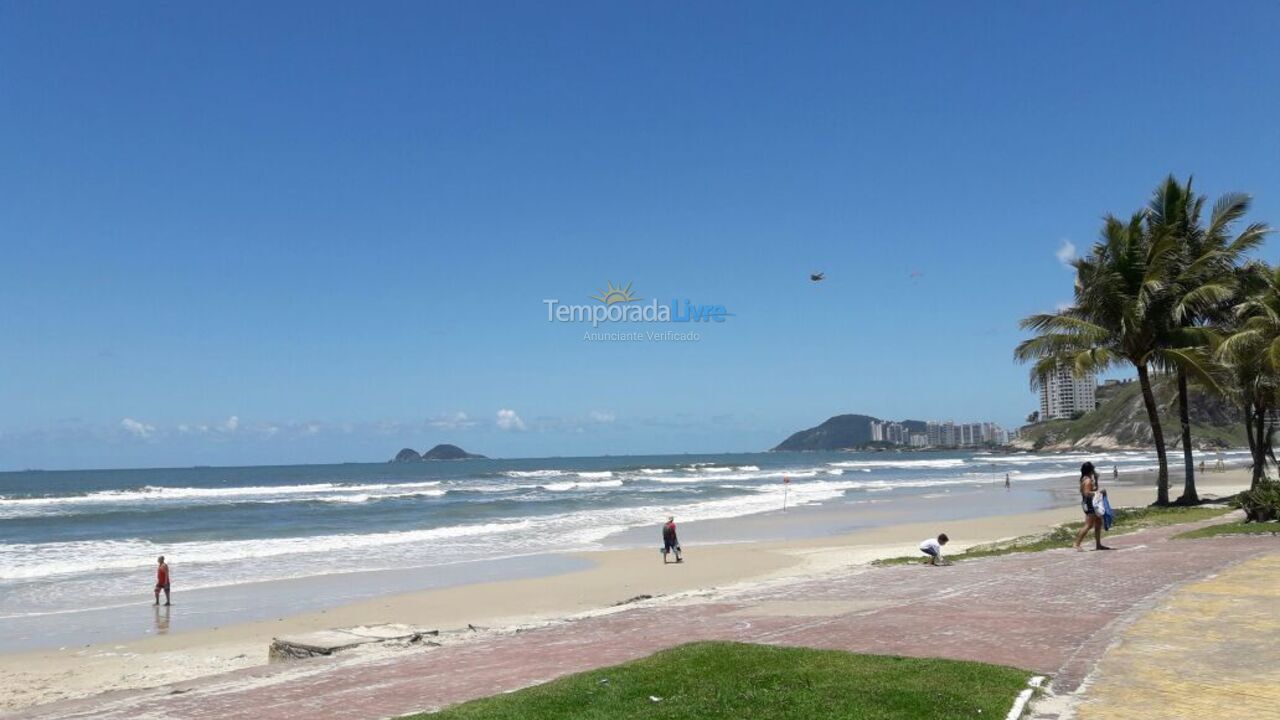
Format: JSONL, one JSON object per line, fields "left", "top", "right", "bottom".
{"left": 0, "top": 448, "right": 1248, "bottom": 651}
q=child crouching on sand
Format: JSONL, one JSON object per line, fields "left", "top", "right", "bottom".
{"left": 919, "top": 534, "right": 949, "bottom": 566}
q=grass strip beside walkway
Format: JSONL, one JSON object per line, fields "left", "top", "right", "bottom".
{"left": 1174, "top": 519, "right": 1280, "bottom": 539}
{"left": 406, "top": 641, "right": 1032, "bottom": 720}
{"left": 874, "top": 506, "right": 1232, "bottom": 566}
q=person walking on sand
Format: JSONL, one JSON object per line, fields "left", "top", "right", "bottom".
{"left": 1004, "top": 473, "right": 1010, "bottom": 490}
{"left": 919, "top": 533, "right": 949, "bottom": 566}
{"left": 1072, "top": 462, "right": 1111, "bottom": 551}
{"left": 661, "top": 516, "right": 682, "bottom": 564}
{"left": 154, "top": 555, "right": 171, "bottom": 606}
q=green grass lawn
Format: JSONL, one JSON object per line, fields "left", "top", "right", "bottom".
{"left": 1175, "top": 520, "right": 1280, "bottom": 539}
{"left": 873, "top": 505, "right": 1233, "bottom": 566}
{"left": 406, "top": 642, "right": 1032, "bottom": 720}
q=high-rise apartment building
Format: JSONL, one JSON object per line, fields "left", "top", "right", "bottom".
{"left": 1038, "top": 364, "right": 1097, "bottom": 420}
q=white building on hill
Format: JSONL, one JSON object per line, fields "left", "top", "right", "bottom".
{"left": 1039, "top": 364, "right": 1097, "bottom": 420}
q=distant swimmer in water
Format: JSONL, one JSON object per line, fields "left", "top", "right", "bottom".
{"left": 154, "top": 555, "right": 171, "bottom": 606}
{"left": 662, "top": 517, "right": 682, "bottom": 564}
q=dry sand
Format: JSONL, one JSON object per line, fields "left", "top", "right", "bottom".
{"left": 0, "top": 470, "right": 1250, "bottom": 714}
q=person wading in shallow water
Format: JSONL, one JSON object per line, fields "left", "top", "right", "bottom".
{"left": 154, "top": 555, "right": 171, "bottom": 606}
{"left": 1072, "top": 462, "right": 1111, "bottom": 551}
{"left": 661, "top": 516, "right": 682, "bottom": 564}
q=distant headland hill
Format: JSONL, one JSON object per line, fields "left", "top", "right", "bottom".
{"left": 772, "top": 414, "right": 927, "bottom": 452}
{"left": 391, "top": 444, "right": 487, "bottom": 462}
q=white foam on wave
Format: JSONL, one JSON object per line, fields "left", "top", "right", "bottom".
{"left": 456, "top": 483, "right": 520, "bottom": 494}
{"left": 503, "top": 470, "right": 564, "bottom": 478}
{"left": 650, "top": 466, "right": 832, "bottom": 484}
{"left": 1, "top": 473, "right": 853, "bottom": 589}
{"left": 576, "top": 471, "right": 614, "bottom": 479}
{"left": 638, "top": 468, "right": 671, "bottom": 475}
{"left": 0, "top": 481, "right": 443, "bottom": 506}
{"left": 0, "top": 471, "right": 873, "bottom": 588}
{"left": 539, "top": 479, "right": 624, "bottom": 492}
{"left": 1005, "top": 469, "right": 1086, "bottom": 482}
{"left": 0, "top": 519, "right": 537, "bottom": 581}
{"left": 0, "top": 481, "right": 447, "bottom": 519}
{"left": 827, "top": 458, "right": 968, "bottom": 470}
{"left": 306, "top": 489, "right": 448, "bottom": 504}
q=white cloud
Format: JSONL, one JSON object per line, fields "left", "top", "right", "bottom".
{"left": 1055, "top": 240, "right": 1077, "bottom": 266}
{"left": 222, "top": 415, "right": 239, "bottom": 433}
{"left": 589, "top": 410, "right": 616, "bottom": 424}
{"left": 372, "top": 420, "right": 402, "bottom": 435}
{"left": 496, "top": 408, "right": 526, "bottom": 431}
{"left": 429, "top": 412, "right": 478, "bottom": 430}
{"left": 121, "top": 417, "right": 156, "bottom": 439}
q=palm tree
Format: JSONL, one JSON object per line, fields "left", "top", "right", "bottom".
{"left": 1016, "top": 211, "right": 1182, "bottom": 505}
{"left": 1147, "top": 176, "right": 1269, "bottom": 503}
{"left": 1218, "top": 263, "right": 1280, "bottom": 488}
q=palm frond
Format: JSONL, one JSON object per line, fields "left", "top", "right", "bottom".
{"left": 1159, "top": 347, "right": 1224, "bottom": 395}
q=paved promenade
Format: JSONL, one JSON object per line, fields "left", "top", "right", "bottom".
{"left": 10, "top": 522, "right": 1276, "bottom": 720}
{"left": 1071, "top": 550, "right": 1280, "bottom": 720}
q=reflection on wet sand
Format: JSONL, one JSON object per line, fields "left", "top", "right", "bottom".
{"left": 153, "top": 604, "right": 170, "bottom": 635}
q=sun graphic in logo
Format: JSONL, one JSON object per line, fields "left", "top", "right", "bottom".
{"left": 591, "top": 281, "right": 640, "bottom": 305}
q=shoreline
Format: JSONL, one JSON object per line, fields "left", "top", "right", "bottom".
{"left": 0, "top": 469, "right": 1250, "bottom": 714}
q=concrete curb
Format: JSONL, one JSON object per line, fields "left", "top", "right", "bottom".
{"left": 1007, "top": 676, "right": 1045, "bottom": 720}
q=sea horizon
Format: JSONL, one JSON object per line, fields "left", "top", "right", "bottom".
{"left": 3, "top": 441, "right": 1235, "bottom": 476}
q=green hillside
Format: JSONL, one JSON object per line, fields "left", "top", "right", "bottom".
{"left": 1017, "top": 376, "right": 1245, "bottom": 450}
{"left": 772, "top": 415, "right": 928, "bottom": 451}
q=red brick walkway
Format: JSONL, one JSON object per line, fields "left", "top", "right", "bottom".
{"left": 12, "top": 524, "right": 1275, "bottom": 720}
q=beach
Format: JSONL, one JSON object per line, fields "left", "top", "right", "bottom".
{"left": 0, "top": 465, "right": 1250, "bottom": 714}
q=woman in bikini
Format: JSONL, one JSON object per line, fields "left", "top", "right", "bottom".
{"left": 1072, "top": 462, "right": 1111, "bottom": 551}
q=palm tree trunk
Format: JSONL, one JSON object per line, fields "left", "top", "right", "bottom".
{"left": 1175, "top": 370, "right": 1198, "bottom": 504}
{"left": 1245, "top": 405, "right": 1258, "bottom": 488}
{"left": 1136, "top": 364, "right": 1170, "bottom": 505}
{"left": 1254, "top": 402, "right": 1268, "bottom": 489}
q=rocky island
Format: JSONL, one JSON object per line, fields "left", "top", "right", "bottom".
{"left": 391, "top": 444, "right": 487, "bottom": 462}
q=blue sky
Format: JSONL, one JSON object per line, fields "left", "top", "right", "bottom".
{"left": 2, "top": 1, "right": 1279, "bottom": 470}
